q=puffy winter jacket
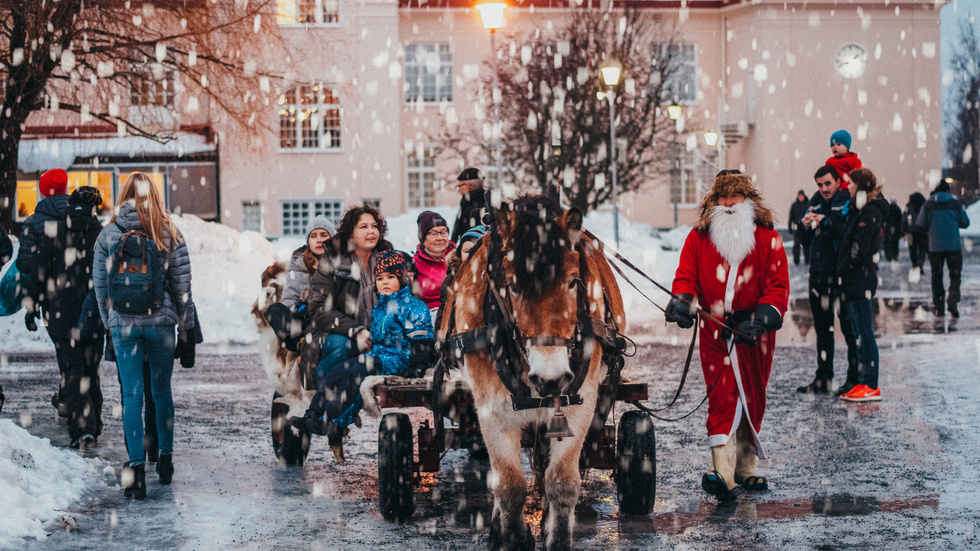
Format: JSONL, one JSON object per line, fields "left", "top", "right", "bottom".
{"left": 281, "top": 245, "right": 313, "bottom": 309}
{"left": 92, "top": 200, "right": 196, "bottom": 331}
{"left": 825, "top": 153, "right": 862, "bottom": 187}
{"left": 915, "top": 191, "right": 970, "bottom": 252}
{"left": 806, "top": 189, "right": 851, "bottom": 283}
{"left": 306, "top": 236, "right": 392, "bottom": 339}
{"left": 837, "top": 194, "right": 888, "bottom": 301}
{"left": 16, "top": 194, "right": 70, "bottom": 308}
{"left": 413, "top": 242, "right": 456, "bottom": 310}
{"left": 367, "top": 285, "right": 433, "bottom": 375}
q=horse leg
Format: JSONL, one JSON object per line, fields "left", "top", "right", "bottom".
{"left": 541, "top": 436, "right": 583, "bottom": 551}
{"left": 486, "top": 427, "right": 535, "bottom": 551}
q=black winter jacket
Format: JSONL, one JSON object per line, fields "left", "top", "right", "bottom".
{"left": 788, "top": 198, "right": 809, "bottom": 234}
{"left": 0, "top": 224, "right": 11, "bottom": 266}
{"left": 837, "top": 194, "right": 889, "bottom": 301}
{"left": 16, "top": 194, "right": 70, "bottom": 308}
{"left": 451, "top": 187, "right": 488, "bottom": 243}
{"left": 806, "top": 189, "right": 851, "bottom": 283}
{"left": 307, "top": 236, "right": 392, "bottom": 339}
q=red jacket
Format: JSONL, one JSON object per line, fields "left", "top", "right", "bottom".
{"left": 825, "top": 152, "right": 862, "bottom": 188}
{"left": 671, "top": 226, "right": 789, "bottom": 457}
{"left": 413, "top": 242, "right": 456, "bottom": 309}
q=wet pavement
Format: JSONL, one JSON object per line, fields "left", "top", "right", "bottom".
{"left": 3, "top": 248, "right": 980, "bottom": 549}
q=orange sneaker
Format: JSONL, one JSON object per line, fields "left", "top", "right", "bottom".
{"left": 840, "top": 384, "right": 881, "bottom": 402}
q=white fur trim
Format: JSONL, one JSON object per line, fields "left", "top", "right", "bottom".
{"left": 359, "top": 375, "right": 388, "bottom": 418}
{"left": 708, "top": 200, "right": 757, "bottom": 267}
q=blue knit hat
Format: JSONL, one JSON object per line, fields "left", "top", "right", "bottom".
{"left": 459, "top": 225, "right": 486, "bottom": 245}
{"left": 830, "top": 129, "right": 852, "bottom": 150}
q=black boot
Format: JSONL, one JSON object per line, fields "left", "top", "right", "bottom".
{"left": 796, "top": 378, "right": 831, "bottom": 394}
{"left": 834, "top": 380, "right": 859, "bottom": 397}
{"left": 288, "top": 412, "right": 341, "bottom": 437}
{"left": 156, "top": 454, "right": 174, "bottom": 485}
{"left": 123, "top": 463, "right": 146, "bottom": 500}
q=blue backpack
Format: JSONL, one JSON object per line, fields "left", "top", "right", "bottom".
{"left": 107, "top": 225, "right": 167, "bottom": 314}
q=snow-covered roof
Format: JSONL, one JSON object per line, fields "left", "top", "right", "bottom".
{"left": 17, "top": 133, "right": 215, "bottom": 173}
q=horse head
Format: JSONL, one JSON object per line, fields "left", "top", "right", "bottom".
{"left": 497, "top": 195, "right": 597, "bottom": 398}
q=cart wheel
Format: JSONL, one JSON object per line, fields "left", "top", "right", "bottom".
{"left": 379, "top": 412, "right": 415, "bottom": 521}
{"left": 272, "top": 391, "right": 311, "bottom": 466}
{"left": 616, "top": 410, "right": 656, "bottom": 515}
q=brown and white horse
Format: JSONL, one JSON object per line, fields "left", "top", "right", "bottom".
{"left": 439, "top": 196, "right": 625, "bottom": 551}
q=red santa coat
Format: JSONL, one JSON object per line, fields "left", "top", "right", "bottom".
{"left": 671, "top": 225, "right": 789, "bottom": 458}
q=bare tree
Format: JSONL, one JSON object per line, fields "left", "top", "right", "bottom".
{"left": 440, "top": 8, "right": 687, "bottom": 214}
{"left": 0, "top": 0, "right": 285, "bottom": 229}
{"left": 944, "top": 17, "right": 980, "bottom": 203}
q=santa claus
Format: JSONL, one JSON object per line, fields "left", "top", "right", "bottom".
{"left": 665, "top": 171, "right": 790, "bottom": 501}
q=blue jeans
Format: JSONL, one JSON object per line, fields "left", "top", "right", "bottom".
{"left": 315, "top": 334, "right": 357, "bottom": 387}
{"left": 113, "top": 325, "right": 176, "bottom": 466}
{"left": 844, "top": 299, "right": 879, "bottom": 389}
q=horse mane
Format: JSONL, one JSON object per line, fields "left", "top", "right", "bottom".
{"left": 506, "top": 194, "right": 567, "bottom": 297}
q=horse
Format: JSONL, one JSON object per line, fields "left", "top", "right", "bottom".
{"left": 439, "top": 195, "right": 625, "bottom": 551}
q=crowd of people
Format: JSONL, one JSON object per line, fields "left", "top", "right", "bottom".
{"left": 0, "top": 129, "right": 973, "bottom": 507}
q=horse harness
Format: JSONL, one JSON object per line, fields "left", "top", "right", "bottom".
{"left": 442, "top": 229, "right": 626, "bottom": 412}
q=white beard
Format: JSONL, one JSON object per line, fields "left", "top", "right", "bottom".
{"left": 708, "top": 200, "right": 757, "bottom": 267}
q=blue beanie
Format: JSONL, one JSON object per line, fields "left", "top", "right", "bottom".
{"left": 459, "top": 225, "right": 486, "bottom": 244}
{"left": 830, "top": 130, "right": 852, "bottom": 150}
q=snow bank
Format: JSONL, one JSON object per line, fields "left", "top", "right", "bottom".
{"left": 0, "top": 420, "right": 102, "bottom": 549}
{"left": 962, "top": 199, "right": 980, "bottom": 236}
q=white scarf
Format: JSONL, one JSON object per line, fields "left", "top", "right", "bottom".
{"left": 708, "top": 199, "right": 757, "bottom": 267}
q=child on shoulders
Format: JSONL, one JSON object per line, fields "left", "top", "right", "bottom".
{"left": 825, "top": 129, "right": 862, "bottom": 188}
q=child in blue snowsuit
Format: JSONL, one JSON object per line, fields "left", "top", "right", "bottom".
{"left": 289, "top": 249, "right": 433, "bottom": 463}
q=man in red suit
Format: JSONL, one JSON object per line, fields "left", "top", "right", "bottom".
{"left": 666, "top": 171, "right": 790, "bottom": 501}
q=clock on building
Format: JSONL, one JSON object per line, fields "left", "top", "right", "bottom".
{"left": 835, "top": 43, "right": 868, "bottom": 79}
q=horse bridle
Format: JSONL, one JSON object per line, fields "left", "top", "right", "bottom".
{"left": 444, "top": 216, "right": 625, "bottom": 412}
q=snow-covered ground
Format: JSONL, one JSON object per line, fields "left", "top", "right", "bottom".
{"left": 0, "top": 420, "right": 106, "bottom": 550}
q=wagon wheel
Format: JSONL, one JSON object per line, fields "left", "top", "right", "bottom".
{"left": 378, "top": 412, "right": 415, "bottom": 521}
{"left": 271, "top": 391, "right": 311, "bottom": 466}
{"left": 616, "top": 410, "right": 656, "bottom": 515}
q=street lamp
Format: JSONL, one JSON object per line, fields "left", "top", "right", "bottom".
{"left": 668, "top": 104, "right": 682, "bottom": 228}
{"left": 600, "top": 58, "right": 622, "bottom": 248}
{"left": 476, "top": 1, "right": 507, "bottom": 194}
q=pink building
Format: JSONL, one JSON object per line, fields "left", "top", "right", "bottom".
{"left": 16, "top": 0, "right": 945, "bottom": 237}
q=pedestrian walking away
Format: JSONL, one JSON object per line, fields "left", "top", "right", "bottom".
{"left": 665, "top": 172, "right": 789, "bottom": 501}
{"left": 884, "top": 199, "right": 903, "bottom": 262}
{"left": 836, "top": 168, "right": 887, "bottom": 402}
{"left": 796, "top": 166, "right": 859, "bottom": 396}
{"left": 904, "top": 192, "right": 928, "bottom": 269}
{"left": 92, "top": 172, "right": 198, "bottom": 500}
{"left": 915, "top": 180, "right": 970, "bottom": 318}
{"left": 788, "top": 189, "right": 812, "bottom": 265}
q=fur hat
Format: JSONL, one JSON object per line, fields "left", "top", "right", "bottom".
{"left": 457, "top": 167, "right": 484, "bottom": 183}
{"left": 417, "top": 210, "right": 448, "bottom": 242}
{"left": 39, "top": 169, "right": 68, "bottom": 197}
{"left": 830, "top": 129, "right": 852, "bottom": 150}
{"left": 694, "top": 172, "right": 775, "bottom": 233}
{"left": 374, "top": 249, "right": 411, "bottom": 279}
{"left": 304, "top": 215, "right": 335, "bottom": 238}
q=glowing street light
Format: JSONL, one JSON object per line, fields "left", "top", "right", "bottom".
{"left": 477, "top": 1, "right": 507, "bottom": 191}
{"left": 600, "top": 58, "right": 622, "bottom": 248}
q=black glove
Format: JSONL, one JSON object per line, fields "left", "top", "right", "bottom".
{"left": 174, "top": 329, "right": 196, "bottom": 368}
{"left": 407, "top": 338, "right": 436, "bottom": 378}
{"left": 24, "top": 310, "right": 39, "bottom": 332}
{"left": 665, "top": 294, "right": 696, "bottom": 329}
{"left": 104, "top": 332, "right": 116, "bottom": 363}
{"left": 733, "top": 304, "right": 783, "bottom": 346}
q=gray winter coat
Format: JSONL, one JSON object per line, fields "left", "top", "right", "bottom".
{"left": 281, "top": 246, "right": 312, "bottom": 309}
{"left": 92, "top": 200, "right": 196, "bottom": 331}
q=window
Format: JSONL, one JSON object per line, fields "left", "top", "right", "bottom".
{"left": 670, "top": 150, "right": 698, "bottom": 206}
{"left": 280, "top": 197, "right": 344, "bottom": 236}
{"left": 131, "top": 73, "right": 176, "bottom": 107}
{"left": 406, "top": 144, "right": 437, "bottom": 208}
{"left": 363, "top": 198, "right": 381, "bottom": 210}
{"left": 242, "top": 201, "right": 263, "bottom": 234}
{"left": 278, "top": 84, "right": 342, "bottom": 150}
{"left": 404, "top": 44, "right": 453, "bottom": 103}
{"left": 15, "top": 180, "right": 38, "bottom": 221}
{"left": 657, "top": 43, "right": 697, "bottom": 105}
{"left": 277, "top": 0, "right": 339, "bottom": 25}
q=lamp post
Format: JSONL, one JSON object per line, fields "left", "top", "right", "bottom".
{"left": 476, "top": 1, "right": 506, "bottom": 193}
{"left": 599, "top": 59, "right": 622, "bottom": 248}
{"left": 668, "top": 103, "right": 682, "bottom": 228}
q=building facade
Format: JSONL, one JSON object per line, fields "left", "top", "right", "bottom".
{"left": 15, "top": 0, "right": 946, "bottom": 237}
